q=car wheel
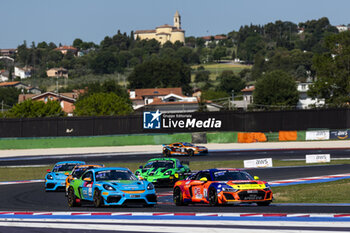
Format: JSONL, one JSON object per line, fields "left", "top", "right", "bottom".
{"left": 208, "top": 188, "right": 218, "bottom": 206}
{"left": 187, "top": 150, "right": 194, "bottom": 156}
{"left": 173, "top": 187, "right": 187, "bottom": 206}
{"left": 163, "top": 149, "right": 170, "bottom": 157}
{"left": 67, "top": 187, "right": 81, "bottom": 207}
{"left": 93, "top": 189, "right": 104, "bottom": 208}
{"left": 257, "top": 201, "right": 271, "bottom": 206}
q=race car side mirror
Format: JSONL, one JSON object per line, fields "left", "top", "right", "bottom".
{"left": 46, "top": 169, "right": 51, "bottom": 173}
{"left": 254, "top": 176, "right": 260, "bottom": 180}
{"left": 65, "top": 172, "right": 69, "bottom": 176}
{"left": 139, "top": 165, "right": 143, "bottom": 169}
{"left": 200, "top": 177, "right": 208, "bottom": 182}
{"left": 83, "top": 178, "right": 92, "bottom": 182}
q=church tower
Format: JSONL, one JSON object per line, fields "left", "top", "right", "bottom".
{"left": 174, "top": 10, "right": 181, "bottom": 29}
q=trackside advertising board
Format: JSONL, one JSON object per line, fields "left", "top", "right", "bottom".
{"left": 306, "top": 154, "right": 331, "bottom": 163}
{"left": 330, "top": 130, "right": 350, "bottom": 140}
{"left": 305, "top": 130, "right": 330, "bottom": 140}
{"left": 143, "top": 110, "right": 223, "bottom": 132}
{"left": 244, "top": 158, "right": 273, "bottom": 168}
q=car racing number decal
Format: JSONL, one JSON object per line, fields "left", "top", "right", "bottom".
{"left": 193, "top": 187, "right": 203, "bottom": 199}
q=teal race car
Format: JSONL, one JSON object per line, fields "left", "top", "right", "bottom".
{"left": 67, "top": 167, "right": 157, "bottom": 207}
{"left": 135, "top": 158, "right": 191, "bottom": 187}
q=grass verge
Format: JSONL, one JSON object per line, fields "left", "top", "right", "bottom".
{"left": 273, "top": 178, "right": 350, "bottom": 203}
{"left": 1, "top": 160, "right": 350, "bottom": 182}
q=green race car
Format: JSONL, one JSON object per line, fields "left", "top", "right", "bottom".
{"left": 135, "top": 158, "right": 191, "bottom": 187}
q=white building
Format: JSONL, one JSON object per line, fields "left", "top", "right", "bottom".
{"left": 297, "top": 83, "right": 325, "bottom": 109}
{"left": 14, "top": 66, "right": 31, "bottom": 79}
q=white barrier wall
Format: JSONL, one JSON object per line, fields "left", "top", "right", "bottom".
{"left": 244, "top": 158, "right": 273, "bottom": 168}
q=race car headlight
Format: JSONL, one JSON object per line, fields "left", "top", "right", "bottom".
{"left": 164, "top": 171, "right": 172, "bottom": 176}
{"left": 103, "top": 184, "right": 116, "bottom": 191}
{"left": 47, "top": 174, "right": 54, "bottom": 180}
{"left": 222, "top": 187, "right": 237, "bottom": 192}
{"left": 147, "top": 183, "right": 154, "bottom": 190}
{"left": 264, "top": 183, "right": 271, "bottom": 191}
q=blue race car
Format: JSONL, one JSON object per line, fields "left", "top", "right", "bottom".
{"left": 45, "top": 161, "right": 85, "bottom": 191}
{"left": 67, "top": 167, "right": 157, "bottom": 207}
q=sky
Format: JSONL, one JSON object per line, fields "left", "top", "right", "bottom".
{"left": 1, "top": 0, "right": 350, "bottom": 49}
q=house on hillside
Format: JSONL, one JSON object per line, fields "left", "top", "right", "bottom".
{"left": 0, "top": 70, "right": 9, "bottom": 82}
{"left": 18, "top": 91, "right": 80, "bottom": 115}
{"left": 46, "top": 67, "right": 68, "bottom": 78}
{"left": 297, "top": 82, "right": 325, "bottom": 109}
{"left": 202, "top": 35, "right": 227, "bottom": 47}
{"left": 14, "top": 66, "right": 32, "bottom": 79}
{"left": 129, "top": 87, "right": 222, "bottom": 113}
{"left": 134, "top": 11, "right": 185, "bottom": 45}
{"left": 233, "top": 83, "right": 325, "bottom": 110}
{"left": 0, "top": 81, "right": 41, "bottom": 94}
{"left": 55, "top": 45, "right": 78, "bottom": 55}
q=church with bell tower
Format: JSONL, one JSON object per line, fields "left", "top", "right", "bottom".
{"left": 134, "top": 11, "right": 185, "bottom": 45}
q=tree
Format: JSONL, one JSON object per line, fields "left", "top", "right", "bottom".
{"left": 212, "top": 47, "right": 226, "bottom": 61}
{"left": 74, "top": 92, "right": 133, "bottom": 116}
{"left": 128, "top": 57, "right": 191, "bottom": 94}
{"left": 253, "top": 70, "right": 299, "bottom": 109}
{"left": 308, "top": 31, "right": 350, "bottom": 106}
{"left": 216, "top": 70, "right": 246, "bottom": 95}
{"left": 0, "top": 87, "right": 21, "bottom": 107}
{"left": 7, "top": 100, "right": 64, "bottom": 118}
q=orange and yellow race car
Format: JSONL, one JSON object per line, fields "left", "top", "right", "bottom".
{"left": 162, "top": 142, "right": 208, "bottom": 157}
{"left": 64, "top": 164, "right": 104, "bottom": 196}
{"left": 173, "top": 168, "right": 273, "bottom": 206}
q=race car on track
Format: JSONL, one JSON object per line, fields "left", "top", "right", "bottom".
{"left": 45, "top": 161, "right": 85, "bottom": 191}
{"left": 135, "top": 158, "right": 191, "bottom": 186}
{"left": 67, "top": 167, "right": 157, "bottom": 207}
{"left": 65, "top": 164, "right": 104, "bottom": 196}
{"left": 162, "top": 142, "right": 208, "bottom": 157}
{"left": 173, "top": 168, "right": 273, "bottom": 206}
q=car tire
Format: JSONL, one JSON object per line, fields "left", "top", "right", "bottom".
{"left": 187, "top": 150, "right": 194, "bottom": 156}
{"left": 257, "top": 201, "right": 271, "bottom": 206}
{"left": 163, "top": 149, "right": 170, "bottom": 157}
{"left": 173, "top": 187, "right": 187, "bottom": 206}
{"left": 93, "top": 189, "right": 104, "bottom": 208}
{"left": 208, "top": 188, "right": 218, "bottom": 206}
{"left": 67, "top": 187, "right": 81, "bottom": 207}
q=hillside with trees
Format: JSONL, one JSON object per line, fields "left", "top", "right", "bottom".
{"left": 1, "top": 16, "right": 349, "bottom": 115}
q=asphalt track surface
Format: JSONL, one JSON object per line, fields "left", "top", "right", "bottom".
{"left": 1, "top": 148, "right": 350, "bottom": 166}
{"left": 1, "top": 149, "right": 350, "bottom": 214}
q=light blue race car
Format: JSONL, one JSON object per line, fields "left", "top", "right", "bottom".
{"left": 67, "top": 167, "right": 157, "bottom": 207}
{"left": 45, "top": 161, "right": 85, "bottom": 191}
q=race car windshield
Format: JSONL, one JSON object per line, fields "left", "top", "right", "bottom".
{"left": 95, "top": 170, "right": 137, "bottom": 181}
{"left": 72, "top": 167, "right": 90, "bottom": 178}
{"left": 213, "top": 171, "right": 253, "bottom": 181}
{"left": 53, "top": 164, "right": 77, "bottom": 172}
{"left": 144, "top": 161, "right": 174, "bottom": 169}
{"left": 183, "top": 143, "right": 194, "bottom": 147}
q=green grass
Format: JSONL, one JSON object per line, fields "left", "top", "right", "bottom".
{"left": 191, "top": 63, "right": 251, "bottom": 81}
{"left": 273, "top": 178, "right": 350, "bottom": 203}
{"left": 2, "top": 160, "right": 350, "bottom": 182}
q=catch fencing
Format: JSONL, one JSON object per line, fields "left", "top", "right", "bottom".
{"left": 0, "top": 108, "right": 348, "bottom": 138}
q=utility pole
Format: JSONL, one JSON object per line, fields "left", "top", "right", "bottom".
{"left": 231, "top": 90, "right": 234, "bottom": 110}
